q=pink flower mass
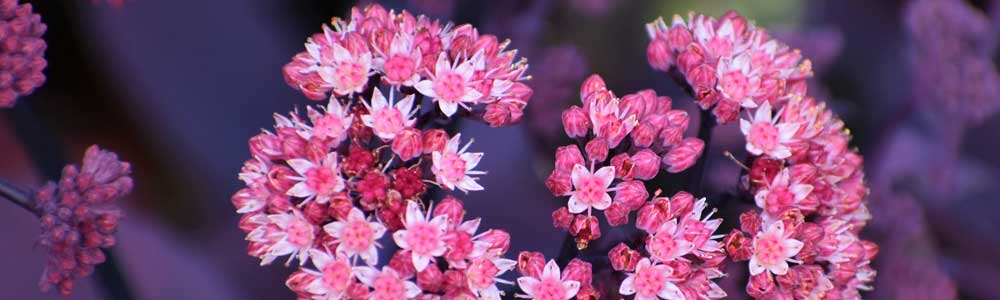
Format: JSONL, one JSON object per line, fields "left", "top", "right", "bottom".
{"left": 222, "top": 5, "right": 880, "bottom": 300}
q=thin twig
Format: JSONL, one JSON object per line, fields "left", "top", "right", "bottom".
{"left": 0, "top": 178, "right": 39, "bottom": 216}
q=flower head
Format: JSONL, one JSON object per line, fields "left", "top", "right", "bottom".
{"left": 392, "top": 201, "right": 449, "bottom": 271}
{"left": 415, "top": 53, "right": 483, "bottom": 117}
{"left": 740, "top": 102, "right": 798, "bottom": 159}
{"left": 323, "top": 207, "right": 386, "bottom": 265}
{"left": 0, "top": 0, "right": 46, "bottom": 108}
{"left": 516, "top": 260, "right": 581, "bottom": 300}
{"left": 619, "top": 258, "right": 684, "bottom": 300}
{"left": 354, "top": 266, "right": 421, "bottom": 300}
{"left": 431, "top": 133, "right": 485, "bottom": 192}
{"left": 568, "top": 164, "right": 615, "bottom": 214}
{"left": 749, "top": 220, "right": 803, "bottom": 276}
{"left": 286, "top": 152, "right": 346, "bottom": 204}
{"left": 303, "top": 249, "right": 356, "bottom": 299}
{"left": 361, "top": 89, "right": 417, "bottom": 141}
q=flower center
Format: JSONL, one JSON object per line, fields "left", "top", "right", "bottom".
{"left": 749, "top": 121, "right": 780, "bottom": 152}
{"left": 341, "top": 219, "right": 374, "bottom": 252}
{"left": 405, "top": 221, "right": 442, "bottom": 256}
{"left": 754, "top": 233, "right": 787, "bottom": 267}
{"left": 765, "top": 187, "right": 794, "bottom": 215}
{"left": 439, "top": 152, "right": 468, "bottom": 183}
{"left": 576, "top": 175, "right": 607, "bottom": 206}
{"left": 335, "top": 61, "right": 369, "bottom": 91}
{"left": 648, "top": 234, "right": 682, "bottom": 261}
{"left": 384, "top": 55, "right": 416, "bottom": 82}
{"left": 314, "top": 115, "right": 348, "bottom": 141}
{"left": 285, "top": 217, "right": 314, "bottom": 247}
{"left": 467, "top": 259, "right": 499, "bottom": 290}
{"left": 433, "top": 72, "right": 467, "bottom": 102}
{"left": 533, "top": 278, "right": 569, "bottom": 300}
{"left": 321, "top": 260, "right": 352, "bottom": 294}
{"left": 721, "top": 70, "right": 749, "bottom": 100}
{"left": 305, "top": 167, "right": 339, "bottom": 194}
{"left": 372, "top": 272, "right": 405, "bottom": 300}
{"left": 634, "top": 266, "right": 667, "bottom": 297}
{"left": 373, "top": 107, "right": 405, "bottom": 137}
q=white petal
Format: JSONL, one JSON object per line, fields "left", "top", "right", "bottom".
{"left": 414, "top": 80, "right": 436, "bottom": 98}
{"left": 777, "top": 122, "right": 800, "bottom": 141}
{"left": 405, "top": 201, "right": 424, "bottom": 225}
{"left": 740, "top": 118, "right": 752, "bottom": 136}
{"left": 323, "top": 221, "right": 345, "bottom": 237}
{"left": 286, "top": 159, "right": 316, "bottom": 176}
{"left": 619, "top": 275, "right": 636, "bottom": 295}
{"left": 352, "top": 267, "right": 378, "bottom": 286}
{"left": 772, "top": 147, "right": 792, "bottom": 159}
{"left": 592, "top": 193, "right": 612, "bottom": 210}
{"left": 791, "top": 184, "right": 813, "bottom": 201}
{"left": 748, "top": 256, "right": 765, "bottom": 275}
{"left": 755, "top": 102, "right": 772, "bottom": 123}
{"left": 460, "top": 88, "right": 484, "bottom": 103}
{"left": 393, "top": 230, "right": 410, "bottom": 249}
{"left": 658, "top": 281, "right": 686, "bottom": 300}
{"left": 404, "top": 281, "right": 421, "bottom": 298}
{"left": 563, "top": 280, "right": 581, "bottom": 299}
{"left": 517, "top": 277, "right": 540, "bottom": 296}
{"left": 570, "top": 164, "right": 588, "bottom": 188}
{"left": 594, "top": 166, "right": 616, "bottom": 187}
{"left": 543, "top": 260, "right": 561, "bottom": 279}
{"left": 458, "top": 177, "right": 484, "bottom": 192}
{"left": 783, "top": 239, "right": 804, "bottom": 257}
{"left": 412, "top": 253, "right": 431, "bottom": 272}
{"left": 438, "top": 100, "right": 459, "bottom": 117}
{"left": 771, "top": 260, "right": 790, "bottom": 275}
{"left": 567, "top": 196, "right": 587, "bottom": 214}
{"left": 434, "top": 53, "right": 450, "bottom": 77}
{"left": 461, "top": 152, "right": 484, "bottom": 170}
{"left": 286, "top": 182, "right": 314, "bottom": 198}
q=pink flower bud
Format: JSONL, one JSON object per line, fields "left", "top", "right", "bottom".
{"left": 483, "top": 102, "right": 513, "bottom": 127}
{"left": 389, "top": 249, "right": 417, "bottom": 278}
{"left": 613, "top": 180, "right": 648, "bottom": 210}
{"left": 552, "top": 207, "right": 574, "bottom": 229}
{"left": 636, "top": 197, "right": 670, "bottom": 233}
{"left": 663, "top": 137, "right": 704, "bottom": 173}
{"left": 604, "top": 202, "right": 629, "bottom": 226}
{"left": 508, "top": 82, "right": 534, "bottom": 102}
{"left": 478, "top": 229, "right": 511, "bottom": 256}
{"left": 659, "top": 125, "right": 685, "bottom": 148}
{"left": 517, "top": 251, "right": 546, "bottom": 278}
{"left": 723, "top": 229, "right": 751, "bottom": 261}
{"left": 630, "top": 123, "right": 659, "bottom": 148}
{"left": 669, "top": 191, "right": 695, "bottom": 218}
{"left": 580, "top": 74, "right": 607, "bottom": 101}
{"left": 433, "top": 195, "right": 465, "bottom": 227}
{"left": 571, "top": 215, "right": 601, "bottom": 249}
{"left": 585, "top": 138, "right": 609, "bottom": 163}
{"left": 647, "top": 38, "right": 674, "bottom": 71}
{"left": 749, "top": 157, "right": 783, "bottom": 192}
{"left": 608, "top": 243, "right": 641, "bottom": 272}
{"left": 249, "top": 133, "right": 283, "bottom": 160}
{"left": 739, "top": 210, "right": 762, "bottom": 234}
{"left": 667, "top": 25, "right": 692, "bottom": 52}
{"left": 610, "top": 153, "right": 634, "bottom": 180}
{"left": 712, "top": 98, "right": 740, "bottom": 124}
{"left": 746, "top": 272, "right": 776, "bottom": 298}
{"left": 688, "top": 64, "right": 717, "bottom": 103}
{"left": 562, "top": 259, "right": 593, "bottom": 286}
{"left": 422, "top": 129, "right": 449, "bottom": 154}
{"left": 267, "top": 165, "right": 297, "bottom": 193}
{"left": 545, "top": 170, "right": 573, "bottom": 196}
{"left": 554, "top": 145, "right": 585, "bottom": 172}
{"left": 631, "top": 149, "right": 661, "bottom": 180}
{"left": 392, "top": 128, "right": 423, "bottom": 161}
{"left": 676, "top": 43, "right": 705, "bottom": 74}
{"left": 720, "top": 10, "right": 749, "bottom": 37}
{"left": 562, "top": 106, "right": 591, "bottom": 138}
{"left": 417, "top": 264, "right": 445, "bottom": 292}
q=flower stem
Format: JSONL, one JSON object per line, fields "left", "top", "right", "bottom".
{"left": 689, "top": 109, "right": 715, "bottom": 195}
{"left": 4, "top": 103, "right": 135, "bottom": 300}
{"left": 0, "top": 177, "right": 39, "bottom": 216}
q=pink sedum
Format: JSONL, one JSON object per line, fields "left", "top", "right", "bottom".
{"left": 431, "top": 133, "right": 485, "bottom": 192}
{"left": 740, "top": 102, "right": 798, "bottom": 159}
{"left": 415, "top": 53, "right": 483, "bottom": 117}
{"left": 392, "top": 201, "right": 449, "bottom": 272}
{"left": 361, "top": 89, "right": 417, "bottom": 141}
{"left": 619, "top": 258, "right": 685, "bottom": 300}
{"left": 568, "top": 164, "right": 615, "bottom": 214}
{"left": 516, "top": 260, "right": 581, "bottom": 300}
{"left": 324, "top": 207, "right": 386, "bottom": 265}
{"left": 749, "top": 221, "right": 804, "bottom": 276}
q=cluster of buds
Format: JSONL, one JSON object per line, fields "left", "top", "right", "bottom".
{"left": 283, "top": 3, "right": 532, "bottom": 127}
{"left": 515, "top": 252, "right": 597, "bottom": 300}
{"left": 0, "top": 0, "right": 47, "bottom": 108}
{"left": 34, "top": 145, "right": 133, "bottom": 295}
{"left": 644, "top": 12, "right": 879, "bottom": 300}
{"left": 234, "top": 4, "right": 529, "bottom": 299}
{"left": 608, "top": 194, "right": 727, "bottom": 300}
{"left": 547, "top": 74, "right": 704, "bottom": 249}
{"left": 645, "top": 12, "right": 812, "bottom": 124}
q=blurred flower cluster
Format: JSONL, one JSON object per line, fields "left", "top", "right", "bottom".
{"left": 0, "top": 0, "right": 46, "bottom": 108}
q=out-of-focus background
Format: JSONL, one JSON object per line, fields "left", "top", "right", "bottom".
{"left": 1, "top": 0, "right": 998, "bottom": 299}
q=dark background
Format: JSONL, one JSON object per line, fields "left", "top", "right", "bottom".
{"left": 1, "top": 0, "right": 998, "bottom": 299}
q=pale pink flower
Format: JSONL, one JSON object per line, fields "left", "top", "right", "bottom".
{"left": 645, "top": 219, "right": 695, "bottom": 263}
{"left": 568, "top": 164, "right": 615, "bottom": 214}
{"left": 431, "top": 133, "right": 485, "bottom": 192}
{"left": 303, "top": 249, "right": 355, "bottom": 300}
{"left": 466, "top": 256, "right": 517, "bottom": 300}
{"left": 354, "top": 266, "right": 421, "bottom": 300}
{"left": 323, "top": 207, "right": 386, "bottom": 265}
{"left": 305, "top": 99, "right": 354, "bottom": 144}
{"left": 415, "top": 53, "right": 483, "bottom": 117}
{"left": 619, "top": 258, "right": 684, "bottom": 300}
{"left": 250, "top": 210, "right": 317, "bottom": 265}
{"left": 361, "top": 89, "right": 417, "bottom": 141}
{"left": 717, "top": 53, "right": 761, "bottom": 107}
{"left": 286, "top": 152, "right": 345, "bottom": 204}
{"left": 749, "top": 221, "right": 804, "bottom": 276}
{"left": 754, "top": 168, "right": 813, "bottom": 217}
{"left": 740, "top": 102, "right": 798, "bottom": 159}
{"left": 375, "top": 34, "right": 422, "bottom": 87}
{"left": 516, "top": 260, "right": 581, "bottom": 300}
{"left": 392, "top": 201, "right": 449, "bottom": 271}
{"left": 314, "top": 41, "right": 373, "bottom": 96}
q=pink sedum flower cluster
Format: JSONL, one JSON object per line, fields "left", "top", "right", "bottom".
{"left": 645, "top": 12, "right": 812, "bottom": 124}
{"left": 0, "top": 0, "right": 46, "bottom": 108}
{"left": 283, "top": 4, "right": 532, "bottom": 127}
{"left": 34, "top": 145, "right": 133, "bottom": 295}
{"left": 236, "top": 4, "right": 528, "bottom": 299}
{"left": 546, "top": 74, "right": 705, "bottom": 249}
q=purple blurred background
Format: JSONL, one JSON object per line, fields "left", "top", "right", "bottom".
{"left": 1, "top": 0, "right": 998, "bottom": 299}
